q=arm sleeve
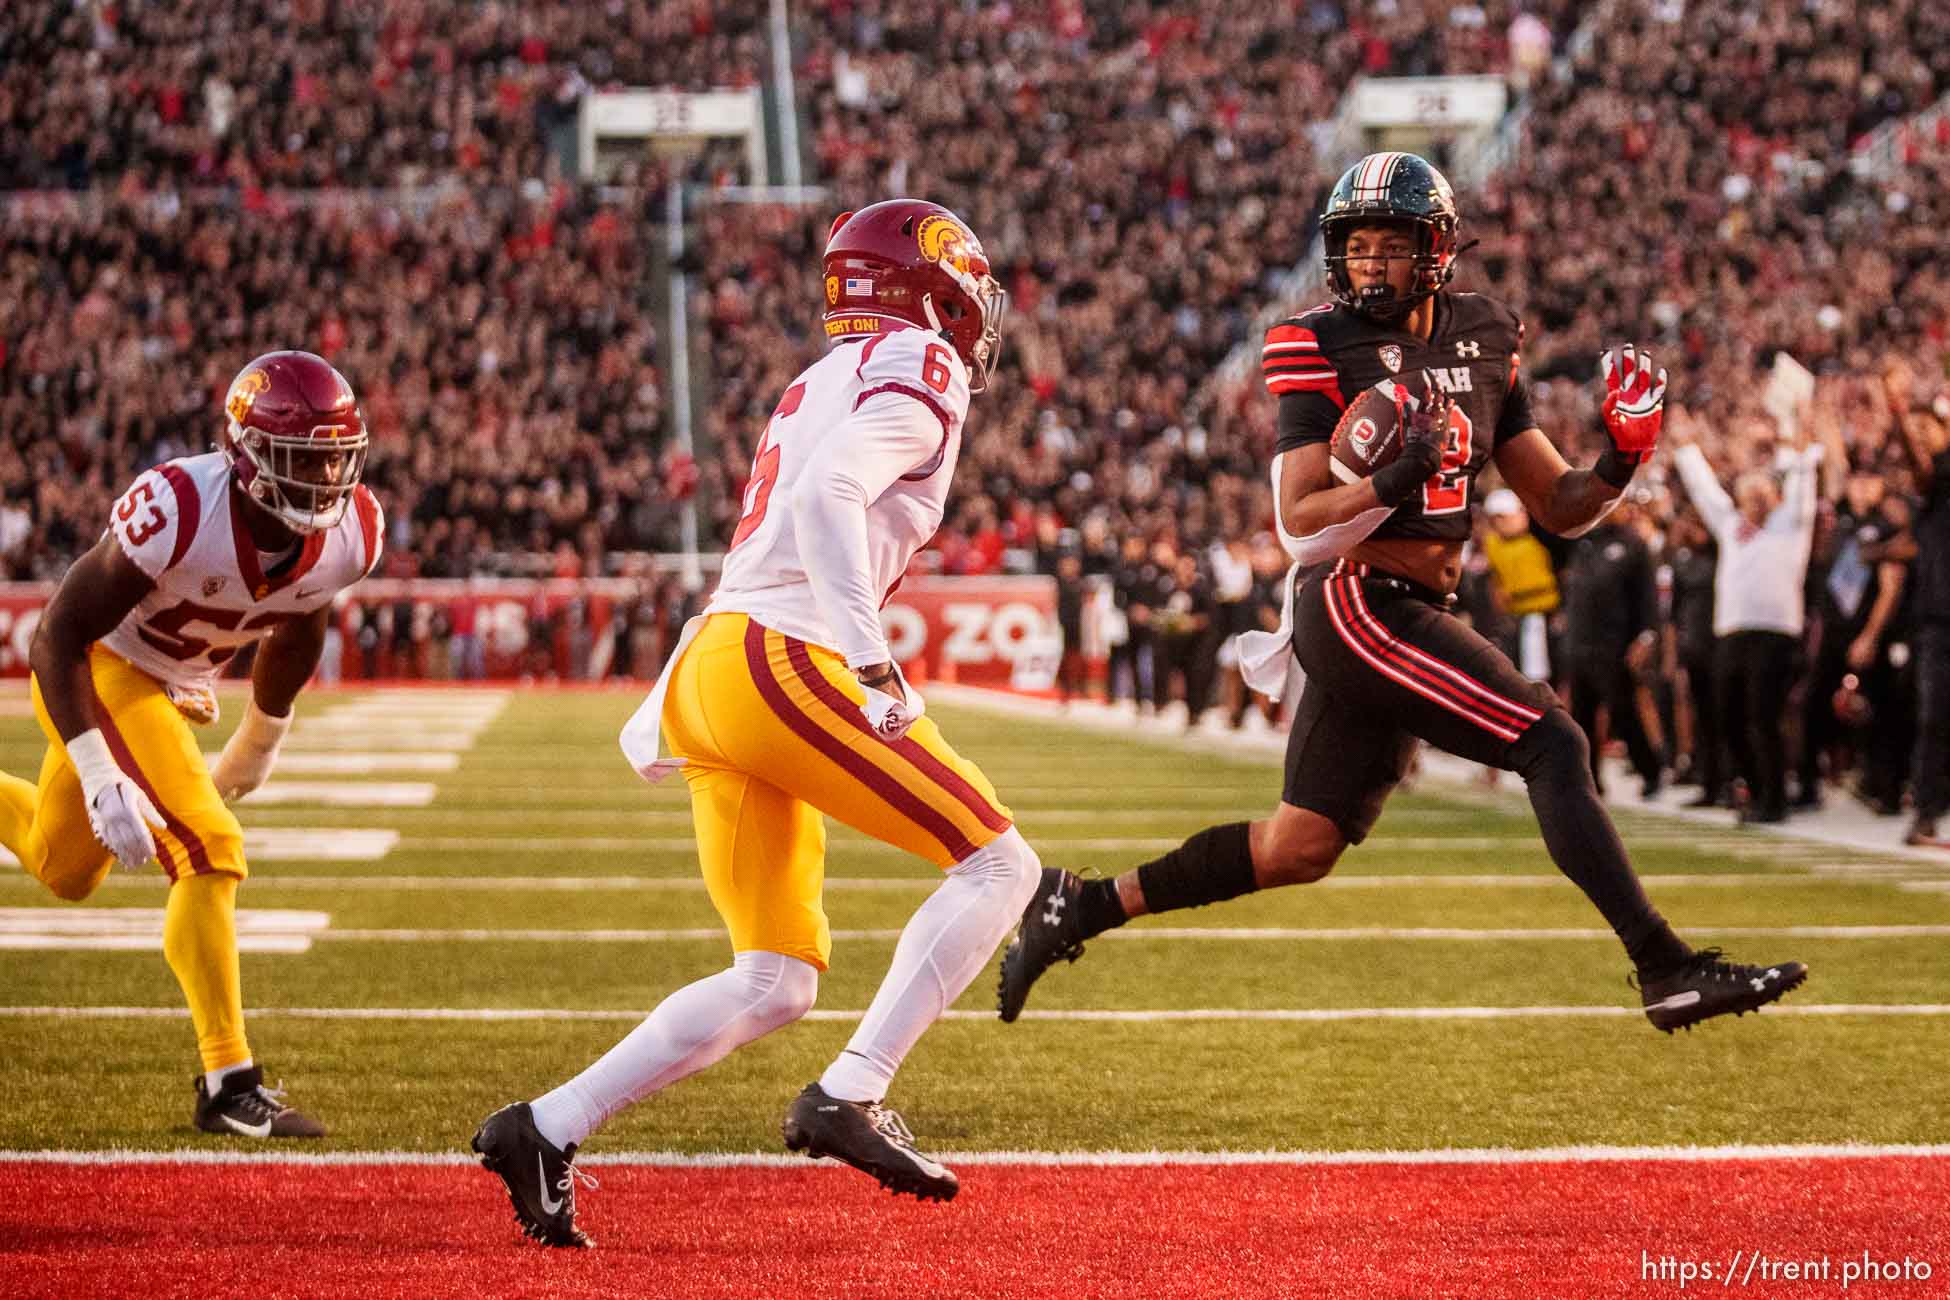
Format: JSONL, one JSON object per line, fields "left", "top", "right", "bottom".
{"left": 1673, "top": 444, "right": 1738, "bottom": 541}
{"left": 791, "top": 380, "right": 956, "bottom": 667}
{"left": 108, "top": 464, "right": 200, "bottom": 580}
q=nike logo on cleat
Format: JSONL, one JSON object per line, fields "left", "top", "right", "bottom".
{"left": 221, "top": 1114, "right": 274, "bottom": 1138}
{"left": 537, "top": 1153, "right": 564, "bottom": 1215}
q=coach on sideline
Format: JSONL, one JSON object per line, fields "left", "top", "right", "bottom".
{"left": 1669, "top": 407, "right": 1821, "bottom": 825}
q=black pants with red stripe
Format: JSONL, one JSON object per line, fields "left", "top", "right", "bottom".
{"left": 1285, "top": 562, "right": 1678, "bottom": 964}
{"left": 1286, "top": 562, "right": 1558, "bottom": 839}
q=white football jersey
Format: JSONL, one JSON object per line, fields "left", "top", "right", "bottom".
{"left": 99, "top": 452, "right": 383, "bottom": 696}
{"left": 708, "top": 324, "right": 971, "bottom": 666}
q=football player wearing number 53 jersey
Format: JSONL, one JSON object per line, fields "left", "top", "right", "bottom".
{"left": 474, "top": 200, "right": 1038, "bottom": 1247}
{"left": 0, "top": 350, "right": 381, "bottom": 1139}
{"left": 999, "top": 153, "right": 1808, "bottom": 1034}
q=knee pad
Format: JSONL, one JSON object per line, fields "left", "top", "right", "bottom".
{"left": 732, "top": 950, "right": 819, "bottom": 1025}
{"left": 952, "top": 825, "right": 1041, "bottom": 913}
{"left": 1514, "top": 708, "right": 1590, "bottom": 784}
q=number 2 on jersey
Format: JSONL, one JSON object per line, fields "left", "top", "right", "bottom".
{"left": 729, "top": 381, "right": 805, "bottom": 550}
{"left": 1421, "top": 407, "right": 1474, "bottom": 516}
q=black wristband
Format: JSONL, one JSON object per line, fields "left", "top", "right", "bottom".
{"left": 857, "top": 666, "right": 899, "bottom": 689}
{"left": 1594, "top": 447, "right": 1642, "bottom": 490}
{"left": 1371, "top": 454, "right": 1431, "bottom": 507}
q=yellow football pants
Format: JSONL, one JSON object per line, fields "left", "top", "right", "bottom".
{"left": 0, "top": 648, "right": 250, "bottom": 1072}
{"left": 660, "top": 613, "right": 1014, "bottom": 969}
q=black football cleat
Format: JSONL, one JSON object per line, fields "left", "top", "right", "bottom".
{"left": 1636, "top": 949, "right": 1808, "bottom": 1033}
{"left": 996, "top": 867, "right": 1089, "bottom": 1022}
{"left": 781, "top": 1082, "right": 958, "bottom": 1202}
{"left": 192, "top": 1067, "right": 326, "bottom": 1138}
{"left": 471, "top": 1102, "right": 596, "bottom": 1248}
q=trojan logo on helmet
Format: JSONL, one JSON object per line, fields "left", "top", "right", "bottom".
{"left": 819, "top": 199, "right": 1009, "bottom": 392}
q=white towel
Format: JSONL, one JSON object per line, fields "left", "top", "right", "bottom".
{"left": 619, "top": 614, "right": 707, "bottom": 784}
{"left": 1237, "top": 562, "right": 1304, "bottom": 702}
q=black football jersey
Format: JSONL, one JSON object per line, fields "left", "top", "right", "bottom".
{"left": 1264, "top": 292, "right": 1536, "bottom": 542}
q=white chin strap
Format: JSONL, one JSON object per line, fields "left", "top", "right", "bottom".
{"left": 920, "top": 292, "right": 943, "bottom": 332}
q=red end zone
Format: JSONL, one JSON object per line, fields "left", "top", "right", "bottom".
{"left": 2, "top": 1154, "right": 1944, "bottom": 1299}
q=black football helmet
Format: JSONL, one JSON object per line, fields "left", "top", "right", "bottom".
{"left": 1321, "top": 152, "right": 1462, "bottom": 320}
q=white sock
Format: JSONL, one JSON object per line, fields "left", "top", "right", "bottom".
{"left": 819, "top": 827, "right": 1041, "bottom": 1103}
{"left": 529, "top": 949, "right": 818, "bottom": 1150}
{"left": 205, "top": 1058, "right": 254, "bottom": 1095}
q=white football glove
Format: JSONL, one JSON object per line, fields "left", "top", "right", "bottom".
{"left": 210, "top": 700, "right": 293, "bottom": 802}
{"left": 66, "top": 729, "right": 163, "bottom": 871}
{"left": 860, "top": 664, "right": 926, "bottom": 743}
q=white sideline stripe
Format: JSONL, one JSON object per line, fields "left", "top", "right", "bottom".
{"left": 9, "top": 1004, "right": 1948, "bottom": 1024}
{"left": 240, "top": 782, "right": 438, "bottom": 807}
{"left": 2, "top": 872, "right": 1883, "bottom": 893}
{"left": 4, "top": 1143, "right": 1947, "bottom": 1169}
{"left": 202, "top": 752, "right": 462, "bottom": 774}
{"left": 309, "top": 924, "right": 1950, "bottom": 943}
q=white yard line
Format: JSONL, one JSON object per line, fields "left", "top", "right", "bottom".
{"left": 305, "top": 923, "right": 1950, "bottom": 943}
{"left": 0, "top": 828, "right": 399, "bottom": 868}
{"left": 4, "top": 1142, "right": 1946, "bottom": 1167}
{"left": 0, "top": 871, "right": 1927, "bottom": 892}
{"left": 205, "top": 752, "right": 462, "bottom": 774}
{"left": 0, "top": 907, "right": 330, "bottom": 953}
{"left": 240, "top": 782, "right": 438, "bottom": 807}
{"left": 4, "top": 1003, "right": 1947, "bottom": 1024}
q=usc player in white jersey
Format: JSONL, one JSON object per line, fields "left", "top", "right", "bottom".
{"left": 474, "top": 200, "right": 1041, "bottom": 1246}
{"left": 0, "top": 350, "right": 381, "bottom": 1138}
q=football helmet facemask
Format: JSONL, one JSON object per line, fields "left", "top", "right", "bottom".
{"left": 220, "top": 350, "right": 368, "bottom": 533}
{"left": 821, "top": 200, "right": 1008, "bottom": 392}
{"left": 1321, "top": 152, "right": 1462, "bottom": 321}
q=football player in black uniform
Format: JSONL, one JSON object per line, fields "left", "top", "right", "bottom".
{"left": 998, "top": 152, "right": 1807, "bottom": 1033}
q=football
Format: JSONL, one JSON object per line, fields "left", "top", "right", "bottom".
{"left": 1328, "top": 379, "right": 1411, "bottom": 484}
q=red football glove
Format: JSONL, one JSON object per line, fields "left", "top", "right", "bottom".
{"left": 1600, "top": 344, "right": 1666, "bottom": 457}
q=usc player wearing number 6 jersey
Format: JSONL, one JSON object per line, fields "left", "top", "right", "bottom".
{"left": 0, "top": 350, "right": 381, "bottom": 1138}
{"left": 473, "top": 200, "right": 1039, "bottom": 1247}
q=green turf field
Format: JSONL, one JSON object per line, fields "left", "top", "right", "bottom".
{"left": 3, "top": 687, "right": 1946, "bottom": 1154}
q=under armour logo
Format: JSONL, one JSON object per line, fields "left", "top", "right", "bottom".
{"left": 1040, "top": 893, "right": 1068, "bottom": 928}
{"left": 1455, "top": 340, "right": 1481, "bottom": 359}
{"left": 1751, "top": 967, "right": 1781, "bottom": 992}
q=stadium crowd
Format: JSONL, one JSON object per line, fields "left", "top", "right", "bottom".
{"left": 3, "top": 2, "right": 1948, "bottom": 835}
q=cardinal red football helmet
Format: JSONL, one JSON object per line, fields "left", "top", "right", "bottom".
{"left": 220, "top": 350, "right": 368, "bottom": 533}
{"left": 821, "top": 200, "right": 1007, "bottom": 391}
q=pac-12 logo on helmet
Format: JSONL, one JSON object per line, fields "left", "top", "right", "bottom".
{"left": 820, "top": 199, "right": 1010, "bottom": 392}
{"left": 220, "top": 350, "right": 369, "bottom": 533}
